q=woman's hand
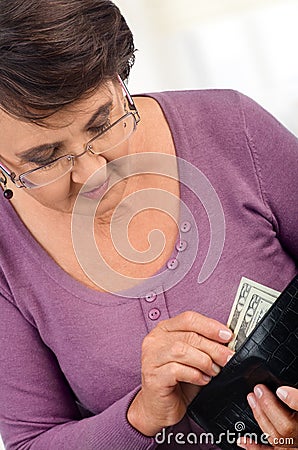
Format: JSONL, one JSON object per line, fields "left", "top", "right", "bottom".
{"left": 237, "top": 385, "right": 298, "bottom": 450}
{"left": 127, "top": 311, "right": 234, "bottom": 436}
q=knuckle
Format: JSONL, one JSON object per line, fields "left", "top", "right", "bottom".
{"left": 198, "top": 372, "right": 211, "bottom": 385}
{"left": 149, "top": 324, "right": 163, "bottom": 338}
{"left": 141, "top": 369, "right": 156, "bottom": 388}
{"left": 279, "top": 420, "right": 295, "bottom": 437}
{"left": 200, "top": 353, "right": 212, "bottom": 371}
{"left": 141, "top": 334, "right": 159, "bottom": 357}
{"left": 261, "top": 397, "right": 271, "bottom": 410}
{"left": 171, "top": 340, "right": 188, "bottom": 359}
{"left": 181, "top": 310, "right": 197, "bottom": 326}
{"left": 217, "top": 342, "right": 230, "bottom": 358}
{"left": 141, "top": 335, "right": 153, "bottom": 351}
{"left": 210, "top": 341, "right": 224, "bottom": 358}
{"left": 192, "top": 371, "right": 205, "bottom": 385}
{"left": 184, "top": 366, "right": 204, "bottom": 385}
{"left": 195, "top": 334, "right": 204, "bottom": 348}
{"left": 156, "top": 318, "right": 167, "bottom": 329}
{"left": 168, "top": 362, "right": 180, "bottom": 380}
{"left": 186, "top": 331, "right": 200, "bottom": 346}
{"left": 140, "top": 353, "right": 150, "bottom": 371}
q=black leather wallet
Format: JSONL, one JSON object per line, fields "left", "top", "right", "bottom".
{"left": 187, "top": 274, "right": 298, "bottom": 450}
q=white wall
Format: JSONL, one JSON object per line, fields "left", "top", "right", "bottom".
{"left": 115, "top": 0, "right": 298, "bottom": 135}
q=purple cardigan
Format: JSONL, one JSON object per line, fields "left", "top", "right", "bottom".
{"left": 0, "top": 90, "right": 297, "bottom": 449}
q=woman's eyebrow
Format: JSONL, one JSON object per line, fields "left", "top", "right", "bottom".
{"left": 15, "top": 100, "right": 113, "bottom": 160}
{"left": 16, "top": 142, "right": 62, "bottom": 161}
{"left": 84, "top": 100, "right": 113, "bottom": 129}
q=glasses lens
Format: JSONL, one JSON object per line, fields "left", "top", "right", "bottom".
{"left": 20, "top": 155, "right": 73, "bottom": 189}
{"left": 18, "top": 112, "right": 137, "bottom": 189}
{"left": 90, "top": 113, "right": 136, "bottom": 155}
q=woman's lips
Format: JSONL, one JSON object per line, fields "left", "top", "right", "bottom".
{"left": 80, "top": 177, "right": 110, "bottom": 200}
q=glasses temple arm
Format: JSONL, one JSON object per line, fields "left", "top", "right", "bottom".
{"left": 0, "top": 163, "right": 17, "bottom": 185}
{"left": 117, "top": 74, "right": 140, "bottom": 122}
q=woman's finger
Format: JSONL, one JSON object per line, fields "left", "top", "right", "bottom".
{"left": 276, "top": 387, "right": 298, "bottom": 411}
{"left": 153, "top": 340, "right": 222, "bottom": 377}
{"left": 247, "top": 392, "right": 278, "bottom": 445}
{"left": 158, "top": 310, "right": 233, "bottom": 343}
{"left": 252, "top": 385, "right": 297, "bottom": 441}
{"left": 154, "top": 361, "right": 215, "bottom": 387}
{"left": 185, "top": 331, "right": 234, "bottom": 367}
{"left": 152, "top": 331, "right": 234, "bottom": 369}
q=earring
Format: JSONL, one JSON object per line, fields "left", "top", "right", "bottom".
{"left": 0, "top": 172, "right": 13, "bottom": 199}
{"left": 3, "top": 188, "right": 13, "bottom": 200}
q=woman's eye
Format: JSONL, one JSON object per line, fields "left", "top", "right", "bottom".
{"left": 28, "top": 150, "right": 61, "bottom": 168}
{"left": 89, "top": 120, "right": 111, "bottom": 135}
{"left": 28, "top": 158, "right": 55, "bottom": 168}
{"left": 39, "top": 159, "right": 58, "bottom": 170}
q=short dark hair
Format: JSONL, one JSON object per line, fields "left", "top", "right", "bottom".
{"left": 0, "top": 0, "right": 136, "bottom": 121}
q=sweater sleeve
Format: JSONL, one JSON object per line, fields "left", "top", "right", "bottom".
{"left": 239, "top": 93, "right": 298, "bottom": 263}
{"left": 0, "top": 293, "right": 156, "bottom": 450}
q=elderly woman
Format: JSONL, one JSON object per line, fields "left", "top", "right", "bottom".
{"left": 0, "top": 1, "right": 297, "bottom": 449}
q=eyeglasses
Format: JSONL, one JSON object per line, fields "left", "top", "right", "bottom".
{"left": 0, "top": 75, "right": 140, "bottom": 189}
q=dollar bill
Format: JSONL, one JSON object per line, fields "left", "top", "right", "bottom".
{"left": 227, "top": 277, "right": 280, "bottom": 350}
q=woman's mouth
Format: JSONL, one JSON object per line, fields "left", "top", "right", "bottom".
{"left": 80, "top": 177, "right": 110, "bottom": 200}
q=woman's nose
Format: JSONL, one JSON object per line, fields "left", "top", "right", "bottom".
{"left": 70, "top": 151, "right": 107, "bottom": 187}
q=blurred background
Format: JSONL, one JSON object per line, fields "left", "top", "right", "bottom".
{"left": 116, "top": 0, "right": 298, "bottom": 135}
{"left": 0, "top": 1, "right": 297, "bottom": 448}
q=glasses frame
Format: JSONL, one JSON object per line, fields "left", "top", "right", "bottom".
{"left": 0, "top": 74, "right": 140, "bottom": 189}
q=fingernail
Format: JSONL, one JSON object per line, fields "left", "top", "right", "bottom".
{"left": 203, "top": 374, "right": 212, "bottom": 382}
{"left": 227, "top": 354, "right": 234, "bottom": 363}
{"left": 276, "top": 387, "right": 288, "bottom": 401}
{"left": 254, "top": 386, "right": 263, "bottom": 399}
{"left": 247, "top": 394, "right": 257, "bottom": 409}
{"left": 219, "top": 329, "right": 232, "bottom": 340}
{"left": 212, "top": 363, "right": 221, "bottom": 374}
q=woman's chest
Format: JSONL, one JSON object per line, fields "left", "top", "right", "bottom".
{"left": 30, "top": 172, "right": 181, "bottom": 292}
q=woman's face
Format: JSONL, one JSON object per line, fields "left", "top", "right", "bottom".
{"left": 0, "top": 80, "right": 137, "bottom": 218}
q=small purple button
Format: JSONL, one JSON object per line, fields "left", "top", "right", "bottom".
{"left": 148, "top": 308, "right": 161, "bottom": 320}
{"left": 180, "top": 221, "right": 191, "bottom": 233}
{"left": 145, "top": 291, "right": 157, "bottom": 303}
{"left": 175, "top": 240, "right": 188, "bottom": 252}
{"left": 167, "top": 258, "right": 179, "bottom": 270}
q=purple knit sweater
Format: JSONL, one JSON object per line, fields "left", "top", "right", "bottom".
{"left": 0, "top": 90, "right": 297, "bottom": 450}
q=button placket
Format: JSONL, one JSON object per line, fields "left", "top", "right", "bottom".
{"left": 165, "top": 220, "right": 193, "bottom": 273}
{"left": 139, "top": 288, "right": 169, "bottom": 331}
{"left": 148, "top": 308, "right": 161, "bottom": 320}
{"left": 166, "top": 258, "right": 179, "bottom": 270}
{"left": 139, "top": 220, "right": 193, "bottom": 331}
{"left": 144, "top": 291, "right": 157, "bottom": 303}
{"left": 180, "top": 221, "right": 191, "bottom": 233}
{"left": 175, "top": 240, "right": 188, "bottom": 252}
